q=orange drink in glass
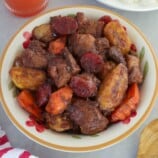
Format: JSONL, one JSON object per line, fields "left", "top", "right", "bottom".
{"left": 5, "top": 0, "right": 48, "bottom": 17}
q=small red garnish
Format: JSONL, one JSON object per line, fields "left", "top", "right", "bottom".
{"left": 131, "top": 111, "right": 137, "bottom": 117}
{"left": 23, "top": 40, "right": 30, "bottom": 49}
{"left": 25, "top": 115, "right": 45, "bottom": 133}
{"left": 35, "top": 124, "right": 45, "bottom": 133}
{"left": 26, "top": 120, "right": 35, "bottom": 127}
{"left": 22, "top": 31, "right": 32, "bottom": 49}
{"left": 130, "top": 43, "right": 137, "bottom": 52}
{"left": 122, "top": 117, "right": 131, "bottom": 124}
{"left": 123, "top": 26, "right": 127, "bottom": 31}
{"left": 23, "top": 31, "right": 32, "bottom": 40}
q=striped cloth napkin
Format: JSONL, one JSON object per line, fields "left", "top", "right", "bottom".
{"left": 0, "top": 126, "right": 38, "bottom": 158}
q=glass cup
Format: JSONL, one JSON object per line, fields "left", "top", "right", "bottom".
{"left": 4, "top": 0, "right": 48, "bottom": 17}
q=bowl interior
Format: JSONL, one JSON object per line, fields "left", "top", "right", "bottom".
{"left": 0, "top": 6, "right": 158, "bottom": 152}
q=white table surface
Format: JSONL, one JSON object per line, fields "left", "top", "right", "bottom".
{"left": 0, "top": 0, "right": 158, "bottom": 158}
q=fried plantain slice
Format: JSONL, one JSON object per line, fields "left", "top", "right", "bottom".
{"left": 10, "top": 67, "right": 46, "bottom": 90}
{"left": 104, "top": 21, "right": 131, "bottom": 55}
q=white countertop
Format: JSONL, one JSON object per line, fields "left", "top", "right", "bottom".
{"left": 0, "top": 0, "right": 158, "bottom": 157}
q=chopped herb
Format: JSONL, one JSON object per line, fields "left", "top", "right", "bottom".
{"left": 89, "top": 134, "right": 99, "bottom": 137}
{"left": 13, "top": 88, "right": 20, "bottom": 98}
{"left": 71, "top": 135, "right": 81, "bottom": 139}
{"left": 143, "top": 61, "right": 149, "bottom": 80}
{"left": 139, "top": 47, "right": 145, "bottom": 64}
{"left": 67, "top": 14, "right": 76, "bottom": 18}
{"left": 8, "top": 81, "right": 15, "bottom": 90}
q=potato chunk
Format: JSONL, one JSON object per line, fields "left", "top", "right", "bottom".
{"left": 104, "top": 21, "right": 131, "bottom": 55}
{"left": 32, "top": 24, "right": 53, "bottom": 42}
{"left": 45, "top": 113, "right": 72, "bottom": 132}
{"left": 10, "top": 67, "right": 46, "bottom": 90}
{"left": 97, "top": 63, "right": 128, "bottom": 112}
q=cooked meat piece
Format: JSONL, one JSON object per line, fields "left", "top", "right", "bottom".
{"left": 107, "top": 46, "right": 126, "bottom": 65}
{"left": 48, "top": 57, "right": 71, "bottom": 88}
{"left": 76, "top": 12, "right": 88, "bottom": 26}
{"left": 98, "top": 61, "right": 116, "bottom": 80}
{"left": 80, "top": 52, "right": 104, "bottom": 74}
{"left": 51, "top": 16, "right": 78, "bottom": 35}
{"left": 44, "top": 113, "right": 72, "bottom": 132}
{"left": 95, "top": 37, "right": 110, "bottom": 54}
{"left": 104, "top": 21, "right": 131, "bottom": 55}
{"left": 68, "top": 99, "right": 109, "bottom": 135}
{"left": 63, "top": 47, "right": 81, "bottom": 75}
{"left": 10, "top": 67, "right": 46, "bottom": 90}
{"left": 28, "top": 40, "right": 47, "bottom": 54}
{"left": 68, "top": 34, "right": 97, "bottom": 58}
{"left": 76, "top": 12, "right": 104, "bottom": 37}
{"left": 70, "top": 73, "right": 100, "bottom": 98}
{"left": 97, "top": 63, "right": 128, "bottom": 112}
{"left": 14, "top": 49, "right": 48, "bottom": 69}
{"left": 14, "top": 40, "right": 48, "bottom": 69}
{"left": 35, "top": 83, "right": 52, "bottom": 107}
{"left": 126, "top": 54, "right": 143, "bottom": 84}
{"left": 78, "top": 20, "right": 104, "bottom": 37}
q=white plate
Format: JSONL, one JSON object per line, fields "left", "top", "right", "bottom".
{"left": 97, "top": 0, "right": 158, "bottom": 11}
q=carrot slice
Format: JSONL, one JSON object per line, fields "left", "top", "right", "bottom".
{"left": 126, "top": 83, "right": 140, "bottom": 105}
{"left": 46, "top": 86, "right": 73, "bottom": 115}
{"left": 17, "top": 90, "right": 41, "bottom": 120}
{"left": 111, "top": 83, "right": 140, "bottom": 122}
{"left": 48, "top": 36, "right": 66, "bottom": 55}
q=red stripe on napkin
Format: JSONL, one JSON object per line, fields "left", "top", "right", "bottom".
{"left": 19, "top": 151, "right": 31, "bottom": 158}
{"left": 0, "top": 147, "right": 13, "bottom": 157}
{"left": 0, "top": 135, "right": 8, "bottom": 145}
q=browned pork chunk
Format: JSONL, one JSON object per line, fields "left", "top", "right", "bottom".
{"left": 76, "top": 12, "right": 104, "bottom": 37}
{"left": 78, "top": 20, "right": 104, "bottom": 38}
{"left": 68, "top": 34, "right": 97, "bottom": 58}
{"left": 107, "top": 46, "right": 126, "bottom": 65}
{"left": 68, "top": 99, "right": 109, "bottom": 135}
{"left": 48, "top": 47, "right": 81, "bottom": 88}
{"left": 44, "top": 113, "right": 72, "bottom": 132}
{"left": 48, "top": 57, "right": 71, "bottom": 88}
{"left": 76, "top": 12, "right": 88, "bottom": 26}
{"left": 63, "top": 47, "right": 81, "bottom": 75}
{"left": 16, "top": 49, "right": 48, "bottom": 69}
{"left": 126, "top": 54, "right": 143, "bottom": 84}
{"left": 95, "top": 37, "right": 110, "bottom": 55}
{"left": 14, "top": 40, "right": 48, "bottom": 69}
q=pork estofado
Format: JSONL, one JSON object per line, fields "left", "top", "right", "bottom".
{"left": 9, "top": 12, "right": 143, "bottom": 135}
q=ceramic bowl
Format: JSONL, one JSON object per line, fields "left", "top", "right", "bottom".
{"left": 96, "top": 0, "right": 158, "bottom": 12}
{"left": 0, "top": 6, "right": 158, "bottom": 152}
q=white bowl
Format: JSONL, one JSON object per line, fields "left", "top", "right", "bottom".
{"left": 0, "top": 6, "right": 158, "bottom": 152}
{"left": 96, "top": 0, "right": 158, "bottom": 12}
